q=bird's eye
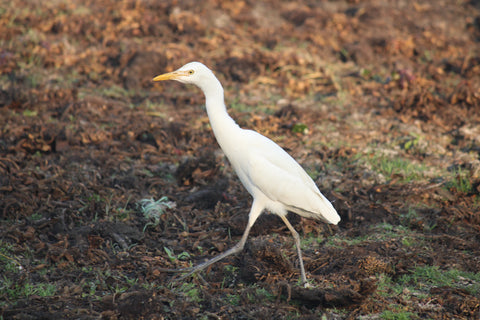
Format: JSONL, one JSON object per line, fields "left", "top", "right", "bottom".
{"left": 188, "top": 70, "right": 194, "bottom": 75}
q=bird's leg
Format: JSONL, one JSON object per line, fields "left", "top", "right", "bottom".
{"left": 279, "top": 215, "right": 309, "bottom": 287}
{"left": 177, "top": 223, "right": 253, "bottom": 280}
{"left": 176, "top": 200, "right": 264, "bottom": 281}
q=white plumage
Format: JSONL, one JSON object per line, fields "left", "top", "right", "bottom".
{"left": 153, "top": 62, "right": 340, "bottom": 286}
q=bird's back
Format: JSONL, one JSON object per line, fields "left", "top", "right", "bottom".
{"left": 223, "top": 129, "right": 340, "bottom": 225}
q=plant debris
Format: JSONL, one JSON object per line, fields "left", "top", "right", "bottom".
{"left": 1, "top": 0, "right": 479, "bottom": 319}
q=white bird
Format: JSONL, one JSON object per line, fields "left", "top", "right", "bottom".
{"left": 153, "top": 62, "right": 340, "bottom": 286}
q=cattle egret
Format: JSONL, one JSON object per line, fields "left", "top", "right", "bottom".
{"left": 153, "top": 62, "right": 340, "bottom": 286}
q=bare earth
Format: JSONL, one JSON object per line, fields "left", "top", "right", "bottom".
{"left": 1, "top": 0, "right": 480, "bottom": 319}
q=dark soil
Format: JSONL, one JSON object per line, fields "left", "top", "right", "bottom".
{"left": 1, "top": 0, "right": 479, "bottom": 319}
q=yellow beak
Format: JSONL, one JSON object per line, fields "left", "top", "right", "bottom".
{"left": 152, "top": 70, "right": 189, "bottom": 82}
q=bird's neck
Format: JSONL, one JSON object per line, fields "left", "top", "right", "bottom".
{"left": 201, "top": 79, "right": 241, "bottom": 151}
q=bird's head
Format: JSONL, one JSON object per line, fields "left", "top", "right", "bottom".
{"left": 153, "top": 61, "right": 213, "bottom": 86}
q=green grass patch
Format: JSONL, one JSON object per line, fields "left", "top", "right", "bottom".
{"left": 399, "top": 265, "right": 480, "bottom": 295}
{"left": 326, "top": 234, "right": 371, "bottom": 248}
{"left": 301, "top": 233, "right": 325, "bottom": 247}
{"left": 254, "top": 286, "right": 275, "bottom": 302}
{"left": 291, "top": 123, "right": 309, "bottom": 134}
{"left": 77, "top": 266, "right": 144, "bottom": 299}
{"left": 373, "top": 266, "right": 480, "bottom": 318}
{"left": 1, "top": 277, "right": 57, "bottom": 301}
{"left": 381, "top": 309, "right": 416, "bottom": 320}
{"left": 22, "top": 109, "right": 38, "bottom": 117}
{"left": 445, "top": 167, "right": 473, "bottom": 194}
{"left": 226, "top": 293, "right": 240, "bottom": 306}
{"left": 360, "top": 153, "right": 426, "bottom": 183}
{"left": 228, "top": 97, "right": 276, "bottom": 115}
{"left": 221, "top": 284, "right": 275, "bottom": 307}
{"left": 100, "top": 85, "right": 136, "bottom": 99}
{"left": 397, "top": 134, "right": 422, "bottom": 154}
{"left": 0, "top": 240, "right": 58, "bottom": 304}
{"left": 0, "top": 241, "right": 21, "bottom": 274}
{"left": 177, "top": 283, "right": 202, "bottom": 303}
{"left": 326, "top": 223, "right": 416, "bottom": 249}
{"left": 376, "top": 265, "right": 480, "bottom": 305}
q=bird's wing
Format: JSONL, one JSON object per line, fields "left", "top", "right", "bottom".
{"left": 238, "top": 130, "right": 339, "bottom": 224}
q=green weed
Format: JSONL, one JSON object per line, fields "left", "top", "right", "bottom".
{"left": 22, "top": 109, "right": 38, "bottom": 117}
{"left": 142, "top": 282, "right": 157, "bottom": 290}
{"left": 445, "top": 167, "right": 473, "bottom": 194}
{"left": 226, "top": 293, "right": 240, "bottom": 306}
{"left": 381, "top": 309, "right": 416, "bottom": 320}
{"left": 301, "top": 233, "right": 324, "bottom": 247}
{"left": 254, "top": 286, "right": 275, "bottom": 302}
{"left": 178, "top": 283, "right": 202, "bottom": 303}
{"left": 1, "top": 276, "right": 57, "bottom": 302}
{"left": 223, "top": 265, "right": 239, "bottom": 275}
{"left": 138, "top": 197, "right": 175, "bottom": 232}
{"left": 77, "top": 267, "right": 145, "bottom": 299}
{"left": 398, "top": 134, "right": 421, "bottom": 152}
{"left": 34, "top": 283, "right": 57, "bottom": 297}
{"left": 29, "top": 212, "right": 43, "bottom": 221}
{"left": 105, "top": 194, "right": 133, "bottom": 221}
{"left": 376, "top": 274, "right": 407, "bottom": 298}
{"left": 291, "top": 123, "right": 309, "bottom": 134}
{"left": 164, "top": 247, "right": 191, "bottom": 262}
{"left": 0, "top": 241, "right": 21, "bottom": 274}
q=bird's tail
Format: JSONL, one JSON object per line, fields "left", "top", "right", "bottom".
{"left": 317, "top": 196, "right": 341, "bottom": 225}
{"left": 286, "top": 193, "right": 341, "bottom": 225}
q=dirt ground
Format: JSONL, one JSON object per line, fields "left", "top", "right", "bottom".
{"left": 1, "top": 0, "right": 480, "bottom": 319}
